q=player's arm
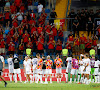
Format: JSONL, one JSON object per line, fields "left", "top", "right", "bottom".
{"left": 2, "top": 57, "right": 5, "bottom": 72}
{"left": 41, "top": 61, "right": 43, "bottom": 70}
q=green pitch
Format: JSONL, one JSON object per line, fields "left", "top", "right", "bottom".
{"left": 0, "top": 81, "right": 100, "bottom": 90}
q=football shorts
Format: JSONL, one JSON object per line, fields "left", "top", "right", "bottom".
{"left": 71, "top": 69, "right": 78, "bottom": 75}
{"left": 46, "top": 69, "right": 52, "bottom": 74}
{"left": 14, "top": 68, "right": 21, "bottom": 74}
{"left": 56, "top": 68, "right": 62, "bottom": 74}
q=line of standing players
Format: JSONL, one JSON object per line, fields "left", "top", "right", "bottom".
{"left": 6, "top": 53, "right": 100, "bottom": 85}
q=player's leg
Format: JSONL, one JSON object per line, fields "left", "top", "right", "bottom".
{"left": 40, "top": 70, "right": 43, "bottom": 83}
{"left": 56, "top": 68, "right": 59, "bottom": 83}
{"left": 18, "top": 69, "right": 22, "bottom": 82}
{"left": 35, "top": 70, "right": 38, "bottom": 82}
{"left": 94, "top": 68, "right": 98, "bottom": 83}
{"left": 44, "top": 69, "right": 48, "bottom": 83}
{"left": 24, "top": 74, "right": 28, "bottom": 83}
{"left": 33, "top": 70, "right": 35, "bottom": 82}
{"left": 9, "top": 73, "right": 12, "bottom": 82}
{"left": 0, "top": 71, "right": 7, "bottom": 87}
{"left": 14, "top": 69, "right": 17, "bottom": 83}
{"left": 74, "top": 69, "right": 77, "bottom": 83}
{"left": 59, "top": 68, "right": 62, "bottom": 83}
{"left": 70, "top": 69, "right": 74, "bottom": 83}
{"left": 65, "top": 68, "right": 69, "bottom": 83}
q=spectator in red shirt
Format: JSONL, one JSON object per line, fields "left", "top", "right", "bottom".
{"left": 28, "top": 0, "right": 33, "bottom": 10}
{"left": 38, "top": 16, "right": 44, "bottom": 26}
{"left": 18, "top": 39, "right": 24, "bottom": 55}
{"left": 80, "top": 34, "right": 86, "bottom": 54}
{"left": 65, "top": 40, "right": 72, "bottom": 55}
{"left": 14, "top": 0, "right": 22, "bottom": 12}
{"left": 31, "top": 31, "right": 38, "bottom": 52}
{"left": 31, "top": 23, "right": 37, "bottom": 35}
{"left": 51, "top": 24, "right": 57, "bottom": 41}
{"left": 10, "top": 26, "right": 15, "bottom": 37}
{"left": 68, "top": 31, "right": 74, "bottom": 48}
{"left": 27, "top": 38, "right": 33, "bottom": 49}
{"left": 12, "top": 19, "right": 18, "bottom": 28}
{"left": 74, "top": 35, "right": 80, "bottom": 57}
{"left": 56, "top": 39, "right": 62, "bottom": 55}
{"left": 47, "top": 37, "right": 55, "bottom": 55}
{"left": 20, "top": 3, "right": 25, "bottom": 13}
{"left": 10, "top": 3, "right": 17, "bottom": 14}
{"left": 37, "top": 24, "right": 43, "bottom": 35}
{"left": 0, "top": 11, "right": 4, "bottom": 25}
{"left": 36, "top": 37, "right": 44, "bottom": 54}
{"left": 6, "top": 32, "right": 11, "bottom": 45}
{"left": 29, "top": 18, "right": 36, "bottom": 28}
{"left": 0, "top": 28, "right": 3, "bottom": 42}
{"left": 41, "top": 9, "right": 47, "bottom": 21}
{"left": 30, "top": 10, "right": 35, "bottom": 19}
{"left": 0, "top": 39, "right": 5, "bottom": 55}
{"left": 22, "top": 30, "right": 30, "bottom": 48}
{"left": 58, "top": 26, "right": 63, "bottom": 42}
{"left": 85, "top": 36, "right": 92, "bottom": 53}
{"left": 8, "top": 38, "right": 15, "bottom": 55}
{"left": 4, "top": 11, "right": 10, "bottom": 26}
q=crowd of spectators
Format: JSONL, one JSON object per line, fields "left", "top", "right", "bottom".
{"left": 0, "top": 0, "right": 63, "bottom": 56}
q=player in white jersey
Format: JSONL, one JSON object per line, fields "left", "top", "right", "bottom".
{"left": 94, "top": 57, "right": 100, "bottom": 83}
{"left": 7, "top": 54, "right": 14, "bottom": 82}
{"left": 65, "top": 55, "right": 72, "bottom": 83}
{"left": 77, "top": 54, "right": 84, "bottom": 83}
{"left": 83, "top": 54, "right": 91, "bottom": 84}
{"left": 31, "top": 57, "right": 38, "bottom": 82}
{"left": 23, "top": 56, "right": 32, "bottom": 83}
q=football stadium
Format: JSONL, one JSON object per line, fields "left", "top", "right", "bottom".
{"left": 0, "top": 0, "right": 100, "bottom": 90}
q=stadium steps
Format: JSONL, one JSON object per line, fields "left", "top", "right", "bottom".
{"left": 55, "top": 0, "right": 68, "bottom": 30}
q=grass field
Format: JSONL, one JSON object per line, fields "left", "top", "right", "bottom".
{"left": 0, "top": 81, "right": 100, "bottom": 90}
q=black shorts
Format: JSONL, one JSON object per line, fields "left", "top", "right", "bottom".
{"left": 0, "top": 70, "right": 3, "bottom": 76}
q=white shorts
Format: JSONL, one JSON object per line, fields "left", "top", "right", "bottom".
{"left": 78, "top": 66, "right": 84, "bottom": 74}
{"left": 42, "top": 69, "right": 46, "bottom": 75}
{"left": 94, "top": 68, "right": 99, "bottom": 75}
{"left": 66, "top": 68, "right": 71, "bottom": 73}
{"left": 46, "top": 69, "right": 52, "bottom": 74}
{"left": 9, "top": 68, "right": 14, "bottom": 73}
{"left": 33, "top": 69, "right": 37, "bottom": 74}
{"left": 25, "top": 69, "right": 31, "bottom": 74}
{"left": 84, "top": 67, "right": 91, "bottom": 74}
{"left": 37, "top": 69, "right": 43, "bottom": 74}
{"left": 14, "top": 68, "right": 21, "bottom": 74}
{"left": 71, "top": 69, "right": 78, "bottom": 75}
{"left": 56, "top": 68, "right": 62, "bottom": 74}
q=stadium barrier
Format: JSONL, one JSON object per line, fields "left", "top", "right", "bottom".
{"left": 1, "top": 69, "right": 67, "bottom": 81}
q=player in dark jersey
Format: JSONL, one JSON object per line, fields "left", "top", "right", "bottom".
{"left": 12, "top": 54, "right": 22, "bottom": 83}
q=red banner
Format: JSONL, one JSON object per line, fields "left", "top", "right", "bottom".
{"left": 0, "top": 69, "right": 66, "bottom": 81}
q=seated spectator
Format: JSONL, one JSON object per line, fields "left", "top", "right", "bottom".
{"left": 8, "top": 38, "right": 15, "bottom": 55}
{"left": 65, "top": 40, "right": 72, "bottom": 55}
{"left": 73, "top": 16, "right": 79, "bottom": 36}
{"left": 0, "top": 39, "right": 5, "bottom": 55}
{"left": 10, "top": 3, "right": 17, "bottom": 14}
{"left": 74, "top": 35, "right": 80, "bottom": 57}
{"left": 36, "top": 37, "right": 44, "bottom": 55}
{"left": 47, "top": 37, "right": 55, "bottom": 55}
{"left": 16, "top": 9, "right": 23, "bottom": 25}
{"left": 85, "top": 36, "right": 92, "bottom": 53}
{"left": 56, "top": 39, "right": 62, "bottom": 55}
{"left": 80, "top": 34, "right": 86, "bottom": 54}
{"left": 50, "top": 8, "right": 57, "bottom": 25}
{"left": 37, "top": 2, "right": 43, "bottom": 16}
{"left": 18, "top": 39, "right": 24, "bottom": 55}
{"left": 86, "top": 17, "right": 94, "bottom": 36}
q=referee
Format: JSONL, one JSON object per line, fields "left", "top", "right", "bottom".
{"left": 0, "top": 55, "right": 7, "bottom": 87}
